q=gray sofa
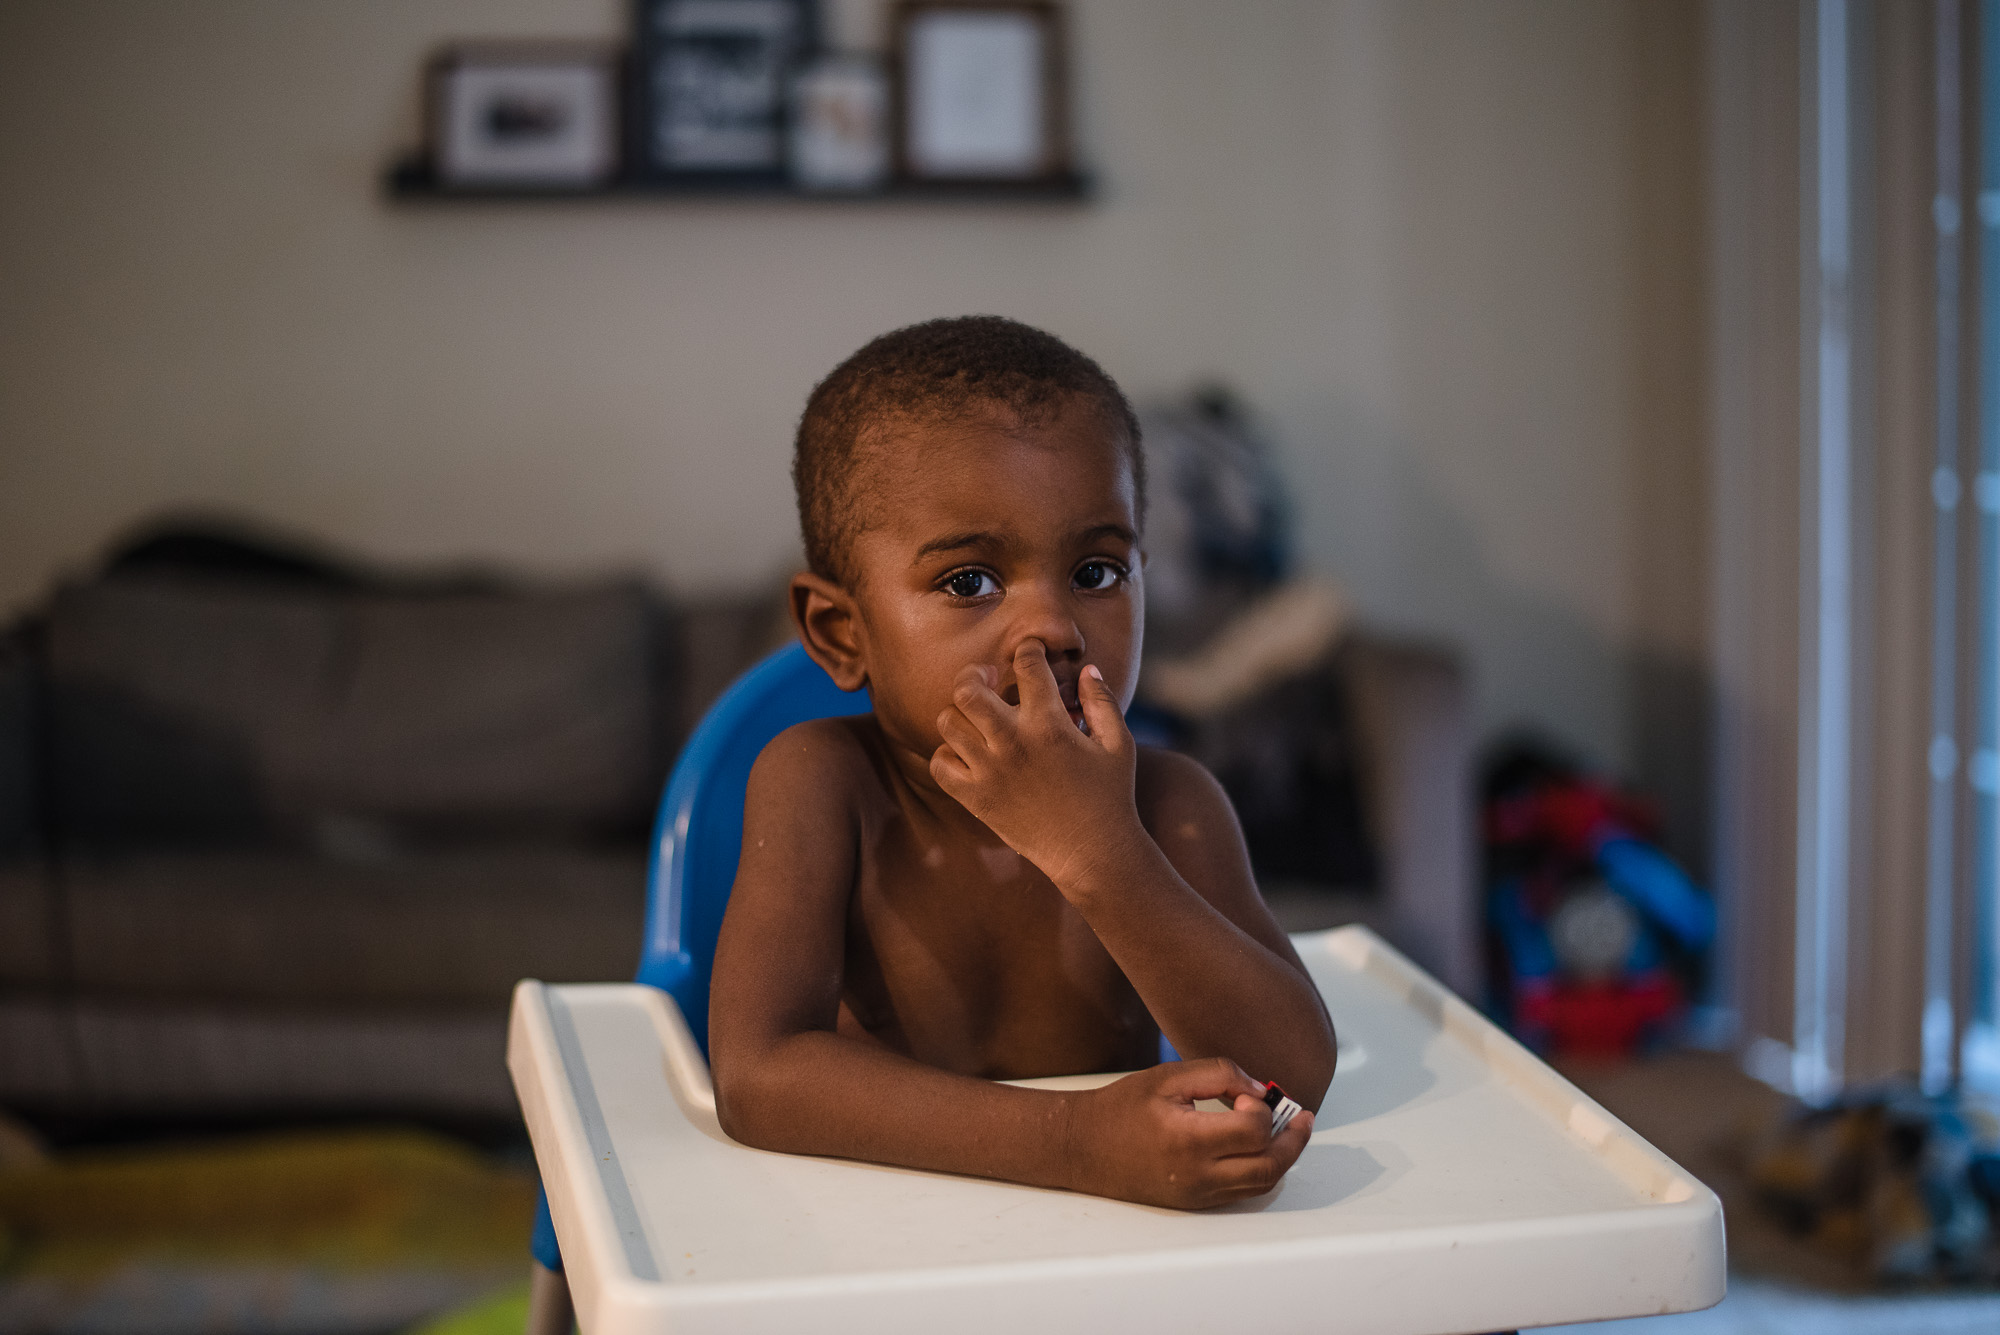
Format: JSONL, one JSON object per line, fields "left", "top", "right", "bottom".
{"left": 0, "top": 562, "right": 1472, "bottom": 1118}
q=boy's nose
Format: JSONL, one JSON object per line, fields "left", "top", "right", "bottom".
{"left": 1006, "top": 583, "right": 1084, "bottom": 665}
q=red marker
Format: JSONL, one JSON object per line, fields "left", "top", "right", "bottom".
{"left": 1261, "top": 1082, "right": 1304, "bottom": 1135}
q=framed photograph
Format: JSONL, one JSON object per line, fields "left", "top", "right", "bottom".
{"left": 430, "top": 44, "right": 619, "bottom": 188}
{"left": 632, "top": 0, "right": 818, "bottom": 180}
{"left": 789, "top": 55, "right": 890, "bottom": 192}
{"left": 892, "top": 1, "right": 1069, "bottom": 183}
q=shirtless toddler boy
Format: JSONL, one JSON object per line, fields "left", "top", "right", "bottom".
{"left": 709, "top": 316, "right": 1337, "bottom": 1209}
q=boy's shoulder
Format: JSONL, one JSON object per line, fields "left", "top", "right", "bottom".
{"left": 1133, "top": 744, "right": 1237, "bottom": 828}
{"left": 756, "top": 712, "right": 878, "bottom": 768}
{"left": 747, "top": 714, "right": 886, "bottom": 805}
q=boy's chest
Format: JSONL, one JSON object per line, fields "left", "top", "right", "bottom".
{"left": 839, "top": 828, "right": 1154, "bottom": 1077}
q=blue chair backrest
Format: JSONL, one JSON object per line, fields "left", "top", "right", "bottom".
{"left": 635, "top": 641, "right": 870, "bottom": 1054}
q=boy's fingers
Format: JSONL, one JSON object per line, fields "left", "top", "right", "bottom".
{"left": 1012, "top": 639, "right": 1064, "bottom": 719}
{"left": 1182, "top": 1106, "right": 1278, "bottom": 1156}
{"left": 1210, "top": 1112, "right": 1313, "bottom": 1193}
{"left": 929, "top": 744, "right": 974, "bottom": 794}
{"left": 1264, "top": 1110, "right": 1313, "bottom": 1165}
{"left": 953, "top": 662, "right": 995, "bottom": 693}
{"left": 936, "top": 706, "right": 987, "bottom": 760}
{"left": 1077, "top": 663, "right": 1126, "bottom": 746}
{"left": 1157, "top": 1056, "right": 1264, "bottom": 1104}
{"left": 1207, "top": 1153, "right": 1285, "bottom": 1196}
{"left": 1208, "top": 1143, "right": 1300, "bottom": 1198}
{"left": 950, "top": 664, "right": 1010, "bottom": 742}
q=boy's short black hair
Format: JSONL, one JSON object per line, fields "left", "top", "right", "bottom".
{"left": 794, "top": 315, "right": 1144, "bottom": 586}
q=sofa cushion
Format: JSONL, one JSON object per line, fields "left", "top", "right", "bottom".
{"left": 675, "top": 591, "right": 795, "bottom": 739}
{"left": 45, "top": 576, "right": 668, "bottom": 847}
{"left": 0, "top": 629, "right": 36, "bottom": 859}
{"left": 64, "top": 849, "right": 645, "bottom": 1005}
{"left": 0, "top": 863, "right": 58, "bottom": 987}
{"left": 0, "top": 998, "right": 514, "bottom": 1113}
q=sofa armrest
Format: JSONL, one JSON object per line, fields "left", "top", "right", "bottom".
{"left": 1339, "top": 634, "right": 1479, "bottom": 1000}
{"left": 0, "top": 626, "right": 33, "bottom": 858}
{"left": 0, "top": 625, "right": 60, "bottom": 988}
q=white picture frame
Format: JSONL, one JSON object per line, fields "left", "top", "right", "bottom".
{"left": 894, "top": 2, "right": 1069, "bottom": 183}
{"left": 432, "top": 44, "right": 618, "bottom": 188}
{"left": 790, "top": 55, "right": 892, "bottom": 192}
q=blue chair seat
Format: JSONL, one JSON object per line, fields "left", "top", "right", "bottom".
{"left": 532, "top": 642, "right": 867, "bottom": 1274}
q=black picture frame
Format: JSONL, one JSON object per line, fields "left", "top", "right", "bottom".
{"left": 629, "top": 0, "right": 820, "bottom": 184}
{"left": 892, "top": 1, "right": 1070, "bottom": 186}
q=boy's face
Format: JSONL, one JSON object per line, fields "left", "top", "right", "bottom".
{"left": 799, "top": 395, "right": 1143, "bottom": 771}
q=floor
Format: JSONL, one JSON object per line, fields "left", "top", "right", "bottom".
{"left": 1542, "top": 1051, "right": 2000, "bottom": 1333}
{"left": 1546, "top": 1275, "right": 2000, "bottom": 1334}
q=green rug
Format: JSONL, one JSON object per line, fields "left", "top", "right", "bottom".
{"left": 405, "top": 1283, "right": 528, "bottom": 1335}
{"left": 0, "top": 1127, "right": 534, "bottom": 1333}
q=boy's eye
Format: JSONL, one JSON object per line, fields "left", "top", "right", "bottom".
{"left": 1074, "top": 561, "right": 1124, "bottom": 591}
{"left": 944, "top": 570, "right": 999, "bottom": 598}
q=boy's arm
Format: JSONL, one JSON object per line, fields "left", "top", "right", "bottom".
{"left": 707, "top": 719, "right": 1310, "bottom": 1209}
{"left": 932, "top": 645, "right": 1339, "bottom": 1108}
{"left": 1106, "top": 748, "right": 1338, "bottom": 1103}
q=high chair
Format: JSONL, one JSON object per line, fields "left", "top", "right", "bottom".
{"left": 515, "top": 642, "right": 1724, "bottom": 1335}
{"left": 525, "top": 641, "right": 868, "bottom": 1333}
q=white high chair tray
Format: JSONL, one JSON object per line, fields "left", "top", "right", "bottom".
{"left": 510, "top": 926, "right": 1724, "bottom": 1335}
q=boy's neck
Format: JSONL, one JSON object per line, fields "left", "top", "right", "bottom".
{"left": 865, "top": 713, "right": 993, "bottom": 832}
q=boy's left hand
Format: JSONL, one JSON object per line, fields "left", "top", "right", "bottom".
{"left": 931, "top": 639, "right": 1139, "bottom": 890}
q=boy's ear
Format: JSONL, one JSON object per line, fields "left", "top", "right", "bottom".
{"left": 789, "top": 571, "right": 869, "bottom": 693}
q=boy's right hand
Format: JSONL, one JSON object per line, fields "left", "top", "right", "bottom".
{"left": 1067, "top": 1057, "right": 1315, "bottom": 1210}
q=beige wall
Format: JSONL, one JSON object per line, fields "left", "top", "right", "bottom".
{"left": 0, "top": 1, "right": 1707, "bottom": 808}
